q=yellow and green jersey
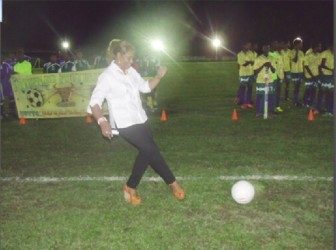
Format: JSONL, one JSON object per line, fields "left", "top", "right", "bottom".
{"left": 253, "top": 55, "right": 276, "bottom": 84}
{"left": 276, "top": 55, "right": 284, "bottom": 80}
{"left": 304, "top": 52, "right": 321, "bottom": 79}
{"left": 305, "top": 48, "right": 313, "bottom": 56}
{"left": 281, "top": 49, "right": 291, "bottom": 72}
{"left": 290, "top": 49, "right": 304, "bottom": 73}
{"left": 320, "top": 50, "right": 334, "bottom": 76}
{"left": 13, "top": 61, "right": 32, "bottom": 75}
{"left": 268, "top": 51, "right": 284, "bottom": 80}
{"left": 237, "top": 50, "right": 254, "bottom": 76}
{"left": 252, "top": 51, "right": 258, "bottom": 61}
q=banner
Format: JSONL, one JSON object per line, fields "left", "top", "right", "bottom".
{"left": 10, "top": 69, "right": 107, "bottom": 119}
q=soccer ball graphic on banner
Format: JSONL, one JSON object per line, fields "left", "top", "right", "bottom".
{"left": 26, "top": 89, "right": 44, "bottom": 107}
{"left": 231, "top": 180, "right": 255, "bottom": 204}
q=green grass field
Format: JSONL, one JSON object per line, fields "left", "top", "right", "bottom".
{"left": 1, "top": 62, "right": 333, "bottom": 249}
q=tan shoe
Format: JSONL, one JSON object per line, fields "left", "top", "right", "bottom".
{"left": 169, "top": 181, "right": 185, "bottom": 200}
{"left": 124, "top": 185, "right": 141, "bottom": 205}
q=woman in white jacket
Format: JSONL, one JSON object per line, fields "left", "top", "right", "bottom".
{"left": 89, "top": 39, "right": 185, "bottom": 205}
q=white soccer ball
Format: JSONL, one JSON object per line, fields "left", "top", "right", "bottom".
{"left": 231, "top": 180, "right": 255, "bottom": 204}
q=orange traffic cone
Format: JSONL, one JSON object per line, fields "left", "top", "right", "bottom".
{"left": 161, "top": 109, "right": 167, "bottom": 121}
{"left": 86, "top": 113, "right": 93, "bottom": 124}
{"left": 232, "top": 109, "right": 238, "bottom": 121}
{"left": 19, "top": 116, "right": 26, "bottom": 125}
{"left": 308, "top": 109, "right": 314, "bottom": 121}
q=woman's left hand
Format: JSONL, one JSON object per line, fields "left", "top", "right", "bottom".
{"left": 156, "top": 66, "right": 168, "bottom": 79}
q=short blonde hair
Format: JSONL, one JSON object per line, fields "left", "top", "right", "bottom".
{"left": 106, "top": 39, "right": 135, "bottom": 63}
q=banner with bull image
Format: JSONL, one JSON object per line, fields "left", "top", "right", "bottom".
{"left": 10, "top": 69, "right": 108, "bottom": 119}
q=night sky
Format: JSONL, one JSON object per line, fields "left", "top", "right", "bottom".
{"left": 1, "top": 0, "right": 334, "bottom": 58}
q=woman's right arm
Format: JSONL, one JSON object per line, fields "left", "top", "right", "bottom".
{"left": 89, "top": 74, "right": 113, "bottom": 139}
{"left": 91, "top": 104, "right": 113, "bottom": 140}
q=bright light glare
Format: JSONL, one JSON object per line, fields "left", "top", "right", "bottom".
{"left": 212, "top": 38, "right": 221, "bottom": 48}
{"left": 62, "top": 41, "right": 70, "bottom": 49}
{"left": 151, "top": 39, "right": 164, "bottom": 51}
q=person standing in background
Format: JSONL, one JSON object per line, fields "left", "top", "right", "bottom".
{"left": 73, "top": 50, "right": 90, "bottom": 71}
{"left": 302, "top": 42, "right": 321, "bottom": 110}
{"left": 43, "top": 54, "right": 61, "bottom": 73}
{"left": 280, "top": 40, "right": 292, "bottom": 101}
{"left": 253, "top": 43, "right": 276, "bottom": 117}
{"left": 290, "top": 38, "right": 305, "bottom": 107}
{"left": 0, "top": 54, "right": 15, "bottom": 117}
{"left": 13, "top": 49, "right": 32, "bottom": 75}
{"left": 236, "top": 41, "right": 255, "bottom": 109}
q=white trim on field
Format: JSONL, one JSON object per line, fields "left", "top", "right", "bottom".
{"left": 0, "top": 175, "right": 333, "bottom": 183}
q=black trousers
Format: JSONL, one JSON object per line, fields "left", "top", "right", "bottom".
{"left": 118, "top": 122, "right": 176, "bottom": 188}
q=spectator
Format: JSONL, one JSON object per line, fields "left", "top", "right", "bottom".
{"left": 303, "top": 41, "right": 322, "bottom": 109}
{"left": 280, "top": 40, "right": 292, "bottom": 101}
{"left": 290, "top": 38, "right": 305, "bottom": 106}
{"left": 93, "top": 50, "right": 109, "bottom": 69}
{"left": 253, "top": 43, "right": 276, "bottom": 117}
{"left": 13, "top": 49, "right": 32, "bottom": 75}
{"left": 269, "top": 40, "right": 284, "bottom": 113}
{"left": 73, "top": 50, "right": 90, "bottom": 71}
{"left": 43, "top": 54, "right": 61, "bottom": 73}
{"left": 6, "top": 51, "right": 16, "bottom": 67}
{"left": 60, "top": 52, "right": 75, "bottom": 73}
{"left": 317, "top": 43, "right": 334, "bottom": 116}
{"left": 0, "top": 53, "right": 15, "bottom": 117}
{"left": 236, "top": 41, "right": 255, "bottom": 108}
{"left": 146, "top": 55, "right": 160, "bottom": 111}
{"left": 15, "top": 48, "right": 32, "bottom": 62}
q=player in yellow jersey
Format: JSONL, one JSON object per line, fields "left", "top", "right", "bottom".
{"left": 251, "top": 43, "right": 259, "bottom": 61}
{"left": 290, "top": 37, "right": 305, "bottom": 106}
{"left": 253, "top": 43, "right": 276, "bottom": 117}
{"left": 303, "top": 42, "right": 322, "bottom": 109}
{"left": 269, "top": 40, "right": 284, "bottom": 113}
{"left": 316, "top": 43, "right": 334, "bottom": 116}
{"left": 280, "top": 40, "right": 292, "bottom": 100}
{"left": 305, "top": 42, "right": 313, "bottom": 57}
{"left": 251, "top": 43, "right": 258, "bottom": 100}
{"left": 236, "top": 41, "right": 255, "bottom": 109}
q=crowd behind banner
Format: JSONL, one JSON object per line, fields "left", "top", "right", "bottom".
{"left": 0, "top": 47, "right": 160, "bottom": 119}
{"left": 0, "top": 39, "right": 333, "bottom": 119}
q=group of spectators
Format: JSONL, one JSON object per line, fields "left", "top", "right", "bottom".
{"left": 236, "top": 38, "right": 334, "bottom": 117}
{"left": 42, "top": 49, "right": 161, "bottom": 112}
{"left": 43, "top": 50, "right": 105, "bottom": 73}
{"left": 0, "top": 46, "right": 162, "bottom": 117}
{"left": 8, "top": 39, "right": 331, "bottom": 120}
{"left": 0, "top": 48, "right": 99, "bottom": 117}
{"left": 0, "top": 48, "right": 32, "bottom": 117}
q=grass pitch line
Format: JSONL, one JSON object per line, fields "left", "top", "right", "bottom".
{"left": 218, "top": 175, "right": 333, "bottom": 181}
{"left": 0, "top": 175, "right": 332, "bottom": 183}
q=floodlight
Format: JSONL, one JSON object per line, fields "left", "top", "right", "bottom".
{"left": 212, "top": 38, "right": 221, "bottom": 48}
{"left": 212, "top": 37, "right": 222, "bottom": 60}
{"left": 151, "top": 39, "right": 164, "bottom": 51}
{"left": 62, "top": 41, "right": 70, "bottom": 49}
